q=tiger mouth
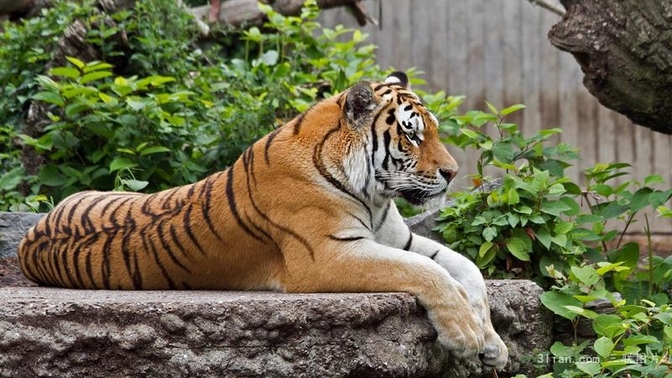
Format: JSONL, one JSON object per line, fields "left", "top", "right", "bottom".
{"left": 399, "top": 188, "right": 444, "bottom": 205}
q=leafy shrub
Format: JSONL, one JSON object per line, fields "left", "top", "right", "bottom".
{"left": 439, "top": 102, "right": 672, "bottom": 377}
{"left": 437, "top": 104, "right": 672, "bottom": 286}
{"left": 1, "top": 0, "right": 386, "bottom": 210}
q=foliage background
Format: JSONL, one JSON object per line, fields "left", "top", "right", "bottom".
{"left": 0, "top": 0, "right": 386, "bottom": 211}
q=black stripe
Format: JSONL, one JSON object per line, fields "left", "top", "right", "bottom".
{"left": 101, "top": 197, "right": 136, "bottom": 288}
{"left": 350, "top": 213, "right": 371, "bottom": 231}
{"left": 145, "top": 232, "right": 177, "bottom": 289}
{"left": 292, "top": 111, "right": 308, "bottom": 135}
{"left": 242, "top": 147, "right": 258, "bottom": 188}
{"left": 247, "top": 192, "right": 316, "bottom": 259}
{"left": 403, "top": 232, "right": 413, "bottom": 251}
{"left": 199, "top": 174, "right": 224, "bottom": 242}
{"left": 121, "top": 209, "right": 141, "bottom": 288}
{"left": 245, "top": 214, "right": 274, "bottom": 242}
{"left": 381, "top": 130, "right": 392, "bottom": 170}
{"left": 328, "top": 235, "right": 365, "bottom": 242}
{"left": 385, "top": 108, "right": 396, "bottom": 125}
{"left": 100, "top": 233, "right": 115, "bottom": 289}
{"left": 156, "top": 221, "right": 191, "bottom": 274}
{"left": 169, "top": 224, "right": 194, "bottom": 262}
{"left": 264, "top": 127, "right": 282, "bottom": 164}
{"left": 85, "top": 247, "right": 97, "bottom": 289}
{"left": 313, "top": 125, "right": 373, "bottom": 227}
{"left": 374, "top": 201, "right": 392, "bottom": 232}
{"left": 242, "top": 155, "right": 314, "bottom": 258}
{"left": 429, "top": 250, "right": 440, "bottom": 260}
{"left": 225, "top": 165, "right": 266, "bottom": 242}
{"left": 69, "top": 235, "right": 91, "bottom": 288}
{"left": 183, "top": 204, "right": 207, "bottom": 255}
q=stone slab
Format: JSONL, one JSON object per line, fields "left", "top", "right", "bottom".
{"left": 0, "top": 281, "right": 551, "bottom": 378}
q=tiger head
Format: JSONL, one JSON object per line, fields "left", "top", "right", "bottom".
{"left": 340, "top": 72, "right": 459, "bottom": 207}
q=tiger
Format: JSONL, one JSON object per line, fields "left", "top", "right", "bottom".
{"left": 18, "top": 72, "right": 508, "bottom": 368}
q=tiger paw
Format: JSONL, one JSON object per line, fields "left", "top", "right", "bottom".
{"left": 479, "top": 341, "right": 509, "bottom": 369}
{"left": 433, "top": 308, "right": 485, "bottom": 359}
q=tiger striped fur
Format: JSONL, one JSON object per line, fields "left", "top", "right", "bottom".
{"left": 18, "top": 72, "right": 508, "bottom": 368}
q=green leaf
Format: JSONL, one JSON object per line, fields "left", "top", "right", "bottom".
{"left": 540, "top": 291, "right": 582, "bottom": 320}
{"left": 540, "top": 200, "right": 571, "bottom": 217}
{"left": 535, "top": 227, "right": 552, "bottom": 250}
{"left": 109, "top": 157, "right": 138, "bottom": 172}
{"left": 500, "top": 103, "right": 525, "bottom": 116}
{"left": 630, "top": 187, "right": 653, "bottom": 212}
{"left": 575, "top": 214, "right": 603, "bottom": 225}
{"left": 126, "top": 98, "right": 148, "bottom": 111}
{"left": 33, "top": 91, "right": 64, "bottom": 106}
{"left": 80, "top": 70, "right": 113, "bottom": 84}
{"left": 600, "top": 201, "right": 629, "bottom": 219}
{"left": 82, "top": 61, "right": 114, "bottom": 73}
{"left": 260, "top": 50, "right": 279, "bottom": 66}
{"left": 571, "top": 265, "right": 599, "bottom": 286}
{"left": 644, "top": 174, "right": 665, "bottom": 185}
{"left": 508, "top": 213, "right": 520, "bottom": 228}
{"left": 492, "top": 141, "right": 514, "bottom": 164}
{"left": 121, "top": 179, "right": 149, "bottom": 191}
{"left": 478, "top": 241, "right": 494, "bottom": 258}
{"left": 554, "top": 221, "right": 573, "bottom": 235}
{"left": 563, "top": 182, "right": 583, "bottom": 195}
{"left": 591, "top": 184, "right": 614, "bottom": 197}
{"left": 0, "top": 167, "right": 25, "bottom": 191}
{"left": 515, "top": 206, "right": 533, "bottom": 215}
{"left": 576, "top": 361, "right": 601, "bottom": 376}
{"left": 485, "top": 101, "right": 498, "bottom": 115}
{"left": 460, "top": 128, "right": 479, "bottom": 139}
{"left": 622, "top": 334, "right": 659, "bottom": 346}
{"left": 649, "top": 189, "right": 672, "bottom": 207}
{"left": 66, "top": 56, "right": 86, "bottom": 69}
{"left": 49, "top": 67, "right": 80, "bottom": 79}
{"left": 506, "top": 235, "right": 531, "bottom": 261}
{"left": 593, "top": 314, "right": 625, "bottom": 339}
{"left": 139, "top": 146, "right": 171, "bottom": 156}
{"left": 593, "top": 336, "right": 614, "bottom": 359}
{"left": 559, "top": 197, "right": 580, "bottom": 216}
{"left": 38, "top": 165, "right": 67, "bottom": 186}
{"left": 664, "top": 325, "right": 672, "bottom": 342}
{"left": 482, "top": 227, "right": 497, "bottom": 242}
{"left": 507, "top": 188, "right": 520, "bottom": 205}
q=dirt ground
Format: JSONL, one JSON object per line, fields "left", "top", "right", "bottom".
{"left": 0, "top": 257, "right": 35, "bottom": 287}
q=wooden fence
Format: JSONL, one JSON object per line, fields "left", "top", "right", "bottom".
{"left": 319, "top": 0, "right": 672, "bottom": 234}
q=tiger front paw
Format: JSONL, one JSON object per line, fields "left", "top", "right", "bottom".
{"left": 432, "top": 306, "right": 485, "bottom": 358}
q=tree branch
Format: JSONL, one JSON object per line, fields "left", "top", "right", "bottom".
{"left": 191, "top": 0, "right": 374, "bottom": 29}
{"left": 525, "top": 0, "right": 564, "bottom": 17}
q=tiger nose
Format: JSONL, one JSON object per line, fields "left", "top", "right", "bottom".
{"left": 439, "top": 168, "right": 456, "bottom": 184}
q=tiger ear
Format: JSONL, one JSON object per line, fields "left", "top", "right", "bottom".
{"left": 385, "top": 71, "right": 409, "bottom": 89}
{"left": 344, "top": 81, "right": 378, "bottom": 129}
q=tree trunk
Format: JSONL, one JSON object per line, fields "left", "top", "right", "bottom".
{"left": 548, "top": 0, "right": 672, "bottom": 134}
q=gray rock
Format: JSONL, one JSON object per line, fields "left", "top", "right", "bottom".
{"left": 0, "top": 212, "right": 42, "bottom": 259}
{"left": 0, "top": 282, "right": 551, "bottom": 378}
{"left": 405, "top": 209, "right": 445, "bottom": 245}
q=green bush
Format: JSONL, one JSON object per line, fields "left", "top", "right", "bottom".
{"left": 0, "top": 0, "right": 385, "bottom": 210}
{"left": 439, "top": 103, "right": 672, "bottom": 377}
